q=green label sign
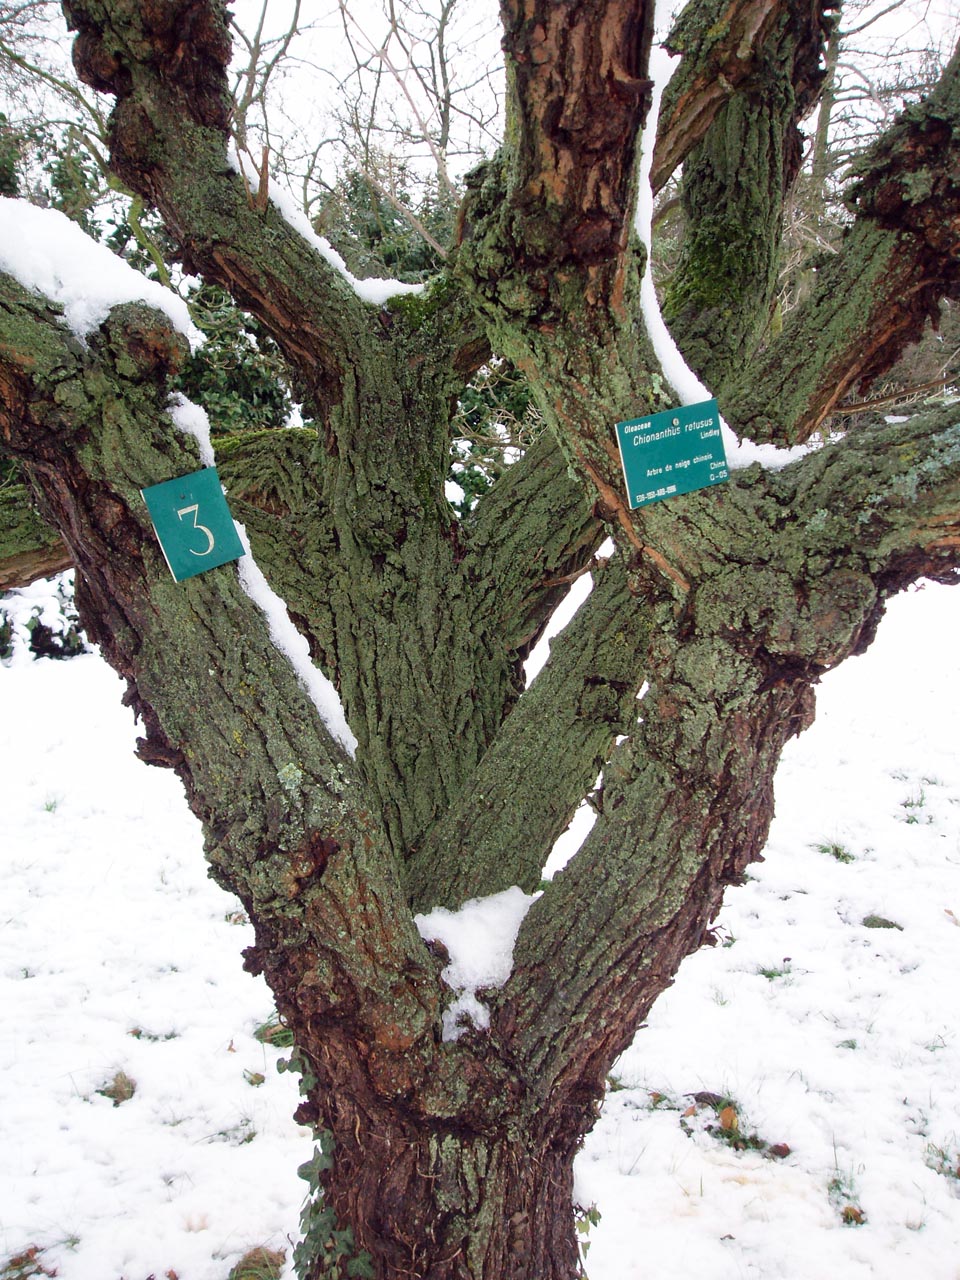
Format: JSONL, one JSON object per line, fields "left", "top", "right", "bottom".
{"left": 141, "top": 467, "right": 244, "bottom": 582}
{"left": 615, "top": 398, "right": 729, "bottom": 509}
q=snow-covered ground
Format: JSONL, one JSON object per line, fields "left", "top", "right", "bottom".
{"left": 2, "top": 580, "right": 959, "bottom": 1280}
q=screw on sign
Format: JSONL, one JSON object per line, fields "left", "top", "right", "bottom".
{"left": 141, "top": 467, "right": 245, "bottom": 582}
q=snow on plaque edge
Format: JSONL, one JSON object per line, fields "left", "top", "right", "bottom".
{"left": 634, "top": 42, "right": 808, "bottom": 473}
{"left": 228, "top": 144, "right": 425, "bottom": 307}
{"left": 166, "top": 391, "right": 358, "bottom": 757}
{"left": 415, "top": 886, "right": 541, "bottom": 1042}
{"left": 0, "top": 198, "right": 202, "bottom": 347}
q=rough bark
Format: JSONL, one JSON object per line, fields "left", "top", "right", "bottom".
{"left": 728, "top": 38, "right": 960, "bottom": 443}
{"left": 406, "top": 554, "right": 652, "bottom": 911}
{"left": 1, "top": 0, "right": 959, "bottom": 1276}
{"left": 652, "top": 0, "right": 838, "bottom": 194}
{"left": 0, "top": 482, "right": 70, "bottom": 591}
{"left": 660, "top": 0, "right": 836, "bottom": 391}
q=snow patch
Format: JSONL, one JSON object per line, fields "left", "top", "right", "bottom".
{"left": 167, "top": 392, "right": 216, "bottom": 468}
{"left": 635, "top": 48, "right": 807, "bottom": 472}
{"left": 0, "top": 198, "right": 201, "bottom": 346}
{"left": 228, "top": 145, "right": 424, "bottom": 307}
{"left": 415, "top": 887, "right": 540, "bottom": 1041}
{"left": 234, "top": 525, "right": 358, "bottom": 758}
{"left": 0, "top": 572, "right": 87, "bottom": 667}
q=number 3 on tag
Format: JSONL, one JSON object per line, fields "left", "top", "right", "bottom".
{"left": 142, "top": 467, "right": 244, "bottom": 582}
{"left": 177, "top": 503, "right": 216, "bottom": 556}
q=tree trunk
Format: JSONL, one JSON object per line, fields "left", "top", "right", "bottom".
{"left": 1, "top": 2, "right": 959, "bottom": 1276}
{"left": 292, "top": 1092, "right": 587, "bottom": 1280}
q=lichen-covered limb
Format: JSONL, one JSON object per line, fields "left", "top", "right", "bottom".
{"left": 465, "top": 432, "right": 602, "bottom": 655}
{"left": 0, "top": 482, "right": 71, "bottom": 591}
{"left": 728, "top": 40, "right": 960, "bottom": 444}
{"left": 499, "top": 410, "right": 960, "bottom": 1095}
{"left": 0, "top": 279, "right": 443, "bottom": 1098}
{"left": 61, "top": 0, "right": 389, "bottom": 426}
{"left": 405, "top": 553, "right": 652, "bottom": 912}
{"left": 661, "top": 0, "right": 834, "bottom": 392}
{"left": 652, "top": 0, "right": 837, "bottom": 194}
{"left": 770, "top": 404, "right": 960, "bottom": 589}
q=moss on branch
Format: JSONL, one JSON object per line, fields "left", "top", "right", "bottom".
{"left": 0, "top": 482, "right": 71, "bottom": 591}
{"left": 728, "top": 43, "right": 960, "bottom": 443}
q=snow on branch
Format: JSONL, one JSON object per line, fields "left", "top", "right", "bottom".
{"left": 234, "top": 535, "right": 358, "bottom": 758}
{"left": 0, "top": 199, "right": 202, "bottom": 346}
{"left": 228, "top": 143, "right": 425, "bottom": 307}
{"left": 415, "top": 887, "right": 541, "bottom": 1041}
{"left": 635, "top": 40, "right": 809, "bottom": 473}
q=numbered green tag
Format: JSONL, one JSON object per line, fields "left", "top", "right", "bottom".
{"left": 141, "top": 467, "right": 244, "bottom": 582}
{"left": 616, "top": 398, "right": 729, "bottom": 510}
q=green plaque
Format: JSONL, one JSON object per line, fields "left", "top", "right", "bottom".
{"left": 615, "top": 398, "right": 729, "bottom": 510}
{"left": 141, "top": 467, "right": 244, "bottom": 582}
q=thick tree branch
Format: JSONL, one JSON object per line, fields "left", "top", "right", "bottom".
{"left": 777, "top": 403, "right": 960, "bottom": 590}
{"left": 652, "top": 0, "right": 837, "bottom": 194}
{"left": 497, "top": 0, "right": 655, "bottom": 273}
{"left": 61, "top": 0, "right": 382, "bottom": 425}
{"left": 502, "top": 675, "right": 811, "bottom": 1105}
{"left": 406, "top": 554, "right": 651, "bottom": 912}
{"left": 661, "top": 0, "right": 836, "bottom": 392}
{"left": 214, "top": 427, "right": 339, "bottom": 663}
{"left": 728, "top": 40, "right": 960, "bottom": 444}
{"left": 455, "top": 4, "right": 698, "bottom": 594}
{"left": 466, "top": 432, "right": 601, "bottom": 657}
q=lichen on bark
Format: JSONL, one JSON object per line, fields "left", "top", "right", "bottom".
{"left": 1, "top": 2, "right": 959, "bottom": 1276}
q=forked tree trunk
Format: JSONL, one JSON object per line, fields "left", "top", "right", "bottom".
{"left": 2, "top": 2, "right": 960, "bottom": 1277}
